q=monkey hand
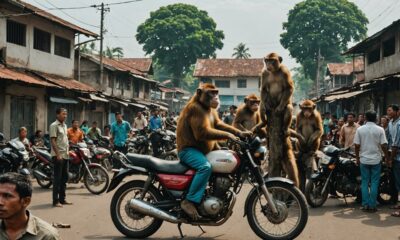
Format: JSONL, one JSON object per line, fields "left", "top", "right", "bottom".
{"left": 238, "top": 130, "right": 252, "bottom": 139}
{"left": 275, "top": 104, "right": 286, "bottom": 113}
{"left": 227, "top": 133, "right": 240, "bottom": 142}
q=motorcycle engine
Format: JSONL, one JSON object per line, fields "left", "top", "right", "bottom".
{"left": 198, "top": 177, "right": 231, "bottom": 217}
{"left": 336, "top": 174, "right": 358, "bottom": 196}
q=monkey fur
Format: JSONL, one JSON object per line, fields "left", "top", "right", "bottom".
{"left": 233, "top": 94, "right": 267, "bottom": 137}
{"left": 259, "top": 52, "right": 299, "bottom": 187}
{"left": 176, "top": 83, "right": 242, "bottom": 154}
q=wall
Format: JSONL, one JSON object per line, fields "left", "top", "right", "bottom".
{"left": 0, "top": 5, "right": 75, "bottom": 77}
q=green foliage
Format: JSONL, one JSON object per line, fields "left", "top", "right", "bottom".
{"left": 136, "top": 3, "right": 224, "bottom": 86}
{"left": 103, "top": 46, "right": 124, "bottom": 59}
{"left": 280, "top": 0, "right": 368, "bottom": 80}
{"left": 292, "top": 66, "right": 314, "bottom": 102}
{"left": 79, "top": 42, "right": 97, "bottom": 54}
{"left": 232, "top": 43, "right": 251, "bottom": 59}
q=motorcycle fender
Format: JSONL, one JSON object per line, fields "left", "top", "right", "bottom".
{"left": 88, "top": 163, "right": 103, "bottom": 168}
{"left": 243, "top": 177, "right": 294, "bottom": 217}
{"left": 107, "top": 166, "right": 148, "bottom": 193}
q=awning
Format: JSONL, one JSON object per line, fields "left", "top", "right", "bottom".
{"left": 172, "top": 98, "right": 179, "bottom": 103}
{"left": 324, "top": 90, "right": 368, "bottom": 102}
{"left": 129, "top": 102, "right": 147, "bottom": 109}
{"left": 49, "top": 97, "right": 78, "bottom": 104}
{"left": 151, "top": 103, "right": 168, "bottom": 111}
{"left": 109, "top": 98, "right": 129, "bottom": 107}
{"left": 90, "top": 94, "right": 109, "bottom": 103}
{"left": 77, "top": 97, "right": 92, "bottom": 102}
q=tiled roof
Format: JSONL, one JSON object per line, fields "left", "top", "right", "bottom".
{"left": 33, "top": 72, "right": 96, "bottom": 92}
{"left": 193, "top": 59, "right": 264, "bottom": 78}
{"left": 327, "top": 58, "right": 364, "bottom": 76}
{"left": 0, "top": 64, "right": 59, "bottom": 88}
{"left": 118, "top": 58, "right": 153, "bottom": 74}
{"left": 8, "top": 0, "right": 97, "bottom": 37}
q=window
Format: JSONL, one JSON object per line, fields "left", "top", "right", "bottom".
{"left": 201, "top": 78, "right": 212, "bottom": 84}
{"left": 237, "top": 95, "right": 246, "bottom": 103}
{"left": 219, "top": 95, "right": 234, "bottom": 104}
{"left": 145, "top": 82, "right": 150, "bottom": 93}
{"left": 54, "top": 36, "right": 71, "bottom": 58}
{"left": 367, "top": 47, "right": 380, "bottom": 65}
{"left": 237, "top": 79, "right": 247, "bottom": 88}
{"left": 383, "top": 37, "right": 395, "bottom": 57}
{"left": 125, "top": 79, "right": 131, "bottom": 90}
{"left": 215, "top": 80, "right": 230, "bottom": 88}
{"left": 7, "top": 20, "right": 26, "bottom": 46}
{"left": 34, "top": 28, "right": 51, "bottom": 53}
{"left": 116, "top": 78, "right": 122, "bottom": 89}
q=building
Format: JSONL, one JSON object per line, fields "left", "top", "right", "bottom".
{"left": 316, "top": 19, "right": 400, "bottom": 117}
{"left": 0, "top": 0, "right": 99, "bottom": 138}
{"left": 325, "top": 58, "right": 364, "bottom": 92}
{"left": 193, "top": 58, "right": 263, "bottom": 110}
{"left": 156, "top": 85, "right": 190, "bottom": 113}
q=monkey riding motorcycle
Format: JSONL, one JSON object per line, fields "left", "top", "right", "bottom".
{"left": 107, "top": 137, "right": 308, "bottom": 240}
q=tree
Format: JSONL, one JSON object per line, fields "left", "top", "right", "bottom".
{"left": 103, "top": 46, "right": 124, "bottom": 59}
{"left": 232, "top": 43, "right": 251, "bottom": 59}
{"left": 292, "top": 66, "right": 314, "bottom": 102}
{"left": 136, "top": 3, "right": 224, "bottom": 86}
{"left": 79, "top": 42, "right": 97, "bottom": 54}
{"left": 280, "top": 0, "right": 368, "bottom": 80}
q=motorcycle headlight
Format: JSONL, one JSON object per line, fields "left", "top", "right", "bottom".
{"left": 80, "top": 148, "right": 91, "bottom": 158}
{"left": 254, "top": 146, "right": 267, "bottom": 163}
{"left": 23, "top": 154, "right": 29, "bottom": 161}
{"left": 320, "top": 155, "right": 332, "bottom": 165}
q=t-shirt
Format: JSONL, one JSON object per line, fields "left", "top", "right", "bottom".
{"left": 87, "top": 127, "right": 102, "bottom": 141}
{"left": 67, "top": 128, "right": 84, "bottom": 144}
{"left": 223, "top": 114, "right": 235, "bottom": 125}
{"left": 111, "top": 120, "right": 131, "bottom": 147}
{"left": 149, "top": 116, "right": 162, "bottom": 131}
{"left": 49, "top": 120, "right": 69, "bottom": 159}
{"left": 133, "top": 117, "right": 148, "bottom": 130}
{"left": 323, "top": 118, "right": 331, "bottom": 135}
{"left": 353, "top": 122, "right": 387, "bottom": 165}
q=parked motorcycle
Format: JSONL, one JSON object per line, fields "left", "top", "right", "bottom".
{"left": 305, "top": 145, "right": 394, "bottom": 207}
{"left": 32, "top": 142, "right": 110, "bottom": 194}
{"left": 86, "top": 140, "right": 113, "bottom": 171}
{"left": 127, "top": 130, "right": 151, "bottom": 155}
{"left": 0, "top": 138, "right": 30, "bottom": 174}
{"left": 108, "top": 137, "right": 308, "bottom": 240}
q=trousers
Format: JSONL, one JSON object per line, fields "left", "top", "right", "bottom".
{"left": 360, "top": 163, "right": 381, "bottom": 208}
{"left": 178, "top": 147, "right": 212, "bottom": 204}
{"left": 53, "top": 158, "right": 68, "bottom": 204}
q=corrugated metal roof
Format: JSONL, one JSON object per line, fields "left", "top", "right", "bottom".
{"left": 324, "top": 90, "right": 368, "bottom": 102}
{"left": 8, "top": 0, "right": 98, "bottom": 37}
{"left": 0, "top": 64, "right": 59, "bottom": 88}
{"left": 194, "top": 59, "right": 264, "bottom": 78}
{"left": 118, "top": 58, "right": 153, "bottom": 75}
{"left": 327, "top": 58, "right": 364, "bottom": 76}
{"left": 34, "top": 72, "right": 97, "bottom": 92}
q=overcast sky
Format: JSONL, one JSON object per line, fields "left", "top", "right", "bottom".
{"left": 25, "top": 0, "right": 400, "bottom": 70}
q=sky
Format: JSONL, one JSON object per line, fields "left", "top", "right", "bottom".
{"left": 24, "top": 0, "right": 400, "bottom": 70}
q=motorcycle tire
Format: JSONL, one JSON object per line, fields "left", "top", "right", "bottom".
{"left": 110, "top": 180, "right": 163, "bottom": 239}
{"left": 83, "top": 165, "right": 110, "bottom": 195}
{"left": 246, "top": 181, "right": 308, "bottom": 240}
{"left": 35, "top": 163, "right": 53, "bottom": 189}
{"left": 305, "top": 180, "right": 328, "bottom": 208}
{"left": 377, "top": 178, "right": 393, "bottom": 205}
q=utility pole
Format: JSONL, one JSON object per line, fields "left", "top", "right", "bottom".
{"left": 99, "top": 3, "right": 105, "bottom": 86}
{"left": 315, "top": 47, "right": 322, "bottom": 98}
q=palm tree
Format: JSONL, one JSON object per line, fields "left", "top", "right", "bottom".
{"left": 232, "top": 43, "right": 251, "bottom": 59}
{"left": 79, "top": 42, "right": 97, "bottom": 54}
{"left": 103, "top": 46, "right": 124, "bottom": 59}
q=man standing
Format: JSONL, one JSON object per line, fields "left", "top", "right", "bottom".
{"left": 49, "top": 108, "right": 72, "bottom": 207}
{"left": 223, "top": 105, "right": 237, "bottom": 125}
{"left": 111, "top": 112, "right": 131, "bottom": 154}
{"left": 358, "top": 114, "right": 365, "bottom": 126}
{"left": 323, "top": 112, "right": 331, "bottom": 137}
{"left": 340, "top": 112, "right": 359, "bottom": 151}
{"left": 67, "top": 120, "right": 84, "bottom": 145}
{"left": 354, "top": 111, "right": 389, "bottom": 212}
{"left": 133, "top": 112, "right": 148, "bottom": 131}
{"left": 149, "top": 109, "right": 163, "bottom": 157}
{"left": 87, "top": 121, "right": 102, "bottom": 142}
{"left": 0, "top": 172, "right": 60, "bottom": 239}
{"left": 387, "top": 104, "right": 400, "bottom": 216}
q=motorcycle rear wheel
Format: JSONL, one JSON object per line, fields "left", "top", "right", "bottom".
{"left": 83, "top": 165, "right": 109, "bottom": 195}
{"left": 246, "top": 181, "right": 308, "bottom": 240}
{"left": 305, "top": 180, "right": 328, "bottom": 208}
{"left": 110, "top": 180, "right": 163, "bottom": 238}
{"left": 35, "top": 163, "right": 53, "bottom": 189}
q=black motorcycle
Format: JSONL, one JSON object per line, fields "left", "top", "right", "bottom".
{"left": 0, "top": 137, "right": 30, "bottom": 174}
{"left": 305, "top": 145, "right": 394, "bottom": 207}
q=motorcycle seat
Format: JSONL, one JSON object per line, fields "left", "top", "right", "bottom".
{"left": 126, "top": 153, "right": 188, "bottom": 174}
{"left": 36, "top": 148, "right": 52, "bottom": 162}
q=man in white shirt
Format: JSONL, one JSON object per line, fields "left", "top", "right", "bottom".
{"left": 133, "top": 112, "right": 148, "bottom": 130}
{"left": 354, "top": 111, "right": 389, "bottom": 212}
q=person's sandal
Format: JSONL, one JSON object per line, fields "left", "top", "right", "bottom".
{"left": 52, "top": 223, "right": 71, "bottom": 228}
{"left": 360, "top": 206, "right": 369, "bottom": 212}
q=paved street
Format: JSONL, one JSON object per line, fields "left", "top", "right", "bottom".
{"left": 28, "top": 176, "right": 399, "bottom": 240}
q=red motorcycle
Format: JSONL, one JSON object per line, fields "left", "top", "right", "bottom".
{"left": 108, "top": 137, "right": 308, "bottom": 240}
{"left": 32, "top": 142, "right": 110, "bottom": 195}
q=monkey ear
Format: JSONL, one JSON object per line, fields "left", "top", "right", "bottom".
{"left": 196, "top": 88, "right": 202, "bottom": 96}
{"left": 244, "top": 98, "right": 248, "bottom": 103}
{"left": 278, "top": 56, "right": 283, "bottom": 63}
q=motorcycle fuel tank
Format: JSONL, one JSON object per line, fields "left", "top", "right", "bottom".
{"left": 206, "top": 150, "right": 240, "bottom": 173}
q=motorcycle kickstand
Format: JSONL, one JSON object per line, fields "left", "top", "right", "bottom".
{"left": 343, "top": 195, "right": 348, "bottom": 205}
{"left": 198, "top": 225, "right": 206, "bottom": 235}
{"left": 178, "top": 223, "right": 185, "bottom": 239}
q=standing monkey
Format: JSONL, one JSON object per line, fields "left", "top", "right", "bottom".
{"left": 296, "top": 100, "right": 323, "bottom": 191}
{"left": 258, "top": 52, "right": 299, "bottom": 187}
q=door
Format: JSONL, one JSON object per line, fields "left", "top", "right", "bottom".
{"left": 10, "top": 97, "right": 36, "bottom": 138}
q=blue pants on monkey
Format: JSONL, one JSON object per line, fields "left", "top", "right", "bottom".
{"left": 178, "top": 147, "right": 212, "bottom": 204}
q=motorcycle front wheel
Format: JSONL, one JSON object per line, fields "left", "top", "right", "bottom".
{"left": 83, "top": 165, "right": 109, "bottom": 194}
{"left": 110, "top": 180, "right": 163, "bottom": 238}
{"left": 35, "top": 163, "right": 53, "bottom": 189}
{"left": 305, "top": 179, "right": 328, "bottom": 208}
{"left": 246, "top": 181, "right": 308, "bottom": 240}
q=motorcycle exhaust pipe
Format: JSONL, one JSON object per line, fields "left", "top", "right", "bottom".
{"left": 129, "top": 199, "right": 182, "bottom": 224}
{"left": 33, "top": 170, "right": 49, "bottom": 180}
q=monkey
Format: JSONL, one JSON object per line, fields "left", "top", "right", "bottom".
{"left": 176, "top": 83, "right": 251, "bottom": 220}
{"left": 257, "top": 52, "right": 299, "bottom": 187}
{"left": 295, "top": 99, "right": 323, "bottom": 191}
{"left": 233, "top": 94, "right": 267, "bottom": 137}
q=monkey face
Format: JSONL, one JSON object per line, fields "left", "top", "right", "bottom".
{"left": 264, "top": 53, "right": 282, "bottom": 72}
{"left": 207, "top": 89, "right": 220, "bottom": 109}
{"left": 302, "top": 109, "right": 313, "bottom": 118}
{"left": 248, "top": 99, "right": 260, "bottom": 112}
